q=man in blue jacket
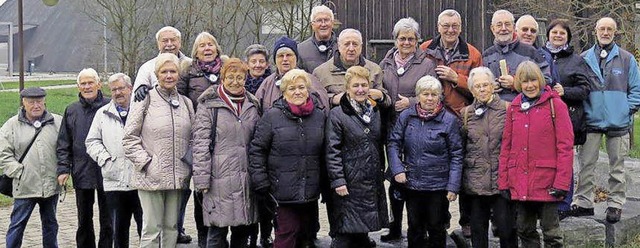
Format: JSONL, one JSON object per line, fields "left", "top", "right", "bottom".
{"left": 571, "top": 17, "right": 640, "bottom": 223}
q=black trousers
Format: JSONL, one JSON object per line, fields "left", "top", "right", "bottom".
{"left": 194, "top": 190, "right": 208, "bottom": 247}
{"left": 330, "top": 233, "right": 370, "bottom": 248}
{"left": 105, "top": 190, "right": 143, "bottom": 248}
{"left": 248, "top": 200, "right": 275, "bottom": 245}
{"left": 458, "top": 192, "right": 471, "bottom": 226}
{"left": 468, "top": 194, "right": 517, "bottom": 248}
{"left": 406, "top": 189, "right": 448, "bottom": 248}
{"left": 387, "top": 183, "right": 405, "bottom": 235}
{"left": 75, "top": 188, "right": 112, "bottom": 248}
{"left": 206, "top": 224, "right": 253, "bottom": 248}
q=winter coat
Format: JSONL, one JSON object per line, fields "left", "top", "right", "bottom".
{"left": 482, "top": 41, "right": 552, "bottom": 102}
{"left": 387, "top": 106, "right": 463, "bottom": 193}
{"left": 245, "top": 68, "right": 272, "bottom": 95}
{"left": 581, "top": 43, "right": 640, "bottom": 131}
{"left": 460, "top": 94, "right": 508, "bottom": 196}
{"left": 56, "top": 92, "right": 110, "bottom": 189}
{"left": 498, "top": 86, "right": 573, "bottom": 202}
{"left": 123, "top": 86, "right": 194, "bottom": 191}
{"left": 0, "top": 110, "right": 61, "bottom": 199}
{"left": 540, "top": 46, "right": 591, "bottom": 145}
{"left": 298, "top": 35, "right": 337, "bottom": 73}
{"left": 131, "top": 52, "right": 190, "bottom": 93}
{"left": 177, "top": 58, "right": 221, "bottom": 110}
{"left": 420, "top": 36, "right": 483, "bottom": 114}
{"left": 254, "top": 72, "right": 330, "bottom": 115}
{"left": 85, "top": 101, "right": 135, "bottom": 192}
{"left": 192, "top": 85, "right": 260, "bottom": 227}
{"left": 249, "top": 98, "right": 325, "bottom": 204}
{"left": 325, "top": 95, "right": 389, "bottom": 233}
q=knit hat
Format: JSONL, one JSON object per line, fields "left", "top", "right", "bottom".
{"left": 273, "top": 36, "right": 298, "bottom": 63}
{"left": 245, "top": 44, "right": 270, "bottom": 61}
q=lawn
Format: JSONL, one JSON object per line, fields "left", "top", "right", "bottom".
{"left": 0, "top": 79, "right": 75, "bottom": 90}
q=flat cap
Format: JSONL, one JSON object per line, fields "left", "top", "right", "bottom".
{"left": 20, "top": 87, "right": 46, "bottom": 98}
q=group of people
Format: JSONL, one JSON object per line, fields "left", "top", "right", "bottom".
{"left": 1, "top": 4, "right": 639, "bottom": 248}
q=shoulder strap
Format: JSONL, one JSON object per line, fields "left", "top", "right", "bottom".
{"left": 208, "top": 108, "right": 219, "bottom": 153}
{"left": 549, "top": 98, "right": 556, "bottom": 126}
{"left": 462, "top": 106, "right": 470, "bottom": 131}
{"left": 18, "top": 127, "right": 44, "bottom": 163}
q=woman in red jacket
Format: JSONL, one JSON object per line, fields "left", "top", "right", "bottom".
{"left": 498, "top": 61, "right": 573, "bottom": 247}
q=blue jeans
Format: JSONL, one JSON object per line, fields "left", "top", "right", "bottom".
{"left": 6, "top": 195, "right": 59, "bottom": 248}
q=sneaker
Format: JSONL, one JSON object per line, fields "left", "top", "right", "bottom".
{"left": 177, "top": 233, "right": 192, "bottom": 244}
{"left": 462, "top": 225, "right": 471, "bottom": 238}
{"left": 606, "top": 207, "right": 622, "bottom": 223}
{"left": 567, "top": 205, "right": 594, "bottom": 217}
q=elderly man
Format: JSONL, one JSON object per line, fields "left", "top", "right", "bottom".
{"left": 482, "top": 9, "right": 551, "bottom": 102}
{"left": 313, "top": 28, "right": 389, "bottom": 108}
{"left": 571, "top": 17, "right": 640, "bottom": 223}
{"left": 57, "top": 68, "right": 112, "bottom": 248}
{"left": 86, "top": 73, "right": 143, "bottom": 248}
{"left": 1, "top": 87, "right": 62, "bottom": 248}
{"left": 298, "top": 5, "right": 337, "bottom": 73}
{"left": 516, "top": 15, "right": 539, "bottom": 47}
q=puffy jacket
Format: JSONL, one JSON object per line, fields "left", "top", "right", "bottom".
{"left": 254, "top": 72, "right": 330, "bottom": 115}
{"left": 298, "top": 34, "right": 337, "bottom": 73}
{"left": 177, "top": 58, "right": 220, "bottom": 110}
{"left": 325, "top": 95, "right": 389, "bottom": 233}
{"left": 483, "top": 40, "right": 552, "bottom": 102}
{"left": 123, "top": 86, "right": 194, "bottom": 191}
{"left": 460, "top": 94, "right": 508, "bottom": 195}
{"left": 540, "top": 46, "right": 591, "bottom": 144}
{"left": 249, "top": 98, "right": 325, "bottom": 204}
{"left": 581, "top": 44, "right": 640, "bottom": 131}
{"left": 498, "top": 87, "right": 573, "bottom": 202}
{"left": 387, "top": 106, "right": 463, "bottom": 193}
{"left": 192, "top": 85, "right": 260, "bottom": 227}
{"left": 0, "top": 110, "right": 61, "bottom": 198}
{"left": 56, "top": 92, "right": 110, "bottom": 189}
{"left": 85, "top": 101, "right": 135, "bottom": 192}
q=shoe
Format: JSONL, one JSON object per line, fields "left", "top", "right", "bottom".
{"left": 462, "top": 225, "right": 471, "bottom": 238}
{"left": 567, "top": 205, "right": 594, "bottom": 217}
{"left": 558, "top": 210, "right": 570, "bottom": 221}
{"left": 366, "top": 237, "right": 376, "bottom": 248}
{"left": 606, "top": 207, "right": 622, "bottom": 223}
{"left": 177, "top": 233, "right": 192, "bottom": 244}
{"left": 380, "top": 231, "right": 401, "bottom": 242}
{"left": 260, "top": 237, "right": 273, "bottom": 248}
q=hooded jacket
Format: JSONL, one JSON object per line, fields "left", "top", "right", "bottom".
{"left": 254, "top": 72, "right": 330, "bottom": 115}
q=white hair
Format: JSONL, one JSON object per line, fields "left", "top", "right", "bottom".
{"left": 310, "top": 5, "right": 334, "bottom": 21}
{"left": 154, "top": 53, "right": 180, "bottom": 74}
{"left": 515, "top": 15, "right": 539, "bottom": 30}
{"left": 491, "top": 9, "right": 514, "bottom": 24}
{"left": 108, "top": 73, "right": 132, "bottom": 87}
{"left": 393, "top": 17, "right": 420, "bottom": 39}
{"left": 155, "top": 26, "right": 181, "bottom": 41}
{"left": 467, "top": 67, "right": 495, "bottom": 90}
{"left": 415, "top": 75, "right": 442, "bottom": 96}
{"left": 438, "top": 9, "right": 462, "bottom": 24}
{"left": 77, "top": 68, "right": 100, "bottom": 84}
{"left": 596, "top": 17, "right": 617, "bottom": 30}
{"left": 338, "top": 28, "right": 363, "bottom": 44}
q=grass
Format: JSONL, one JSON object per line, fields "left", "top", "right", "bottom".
{"left": 0, "top": 79, "right": 75, "bottom": 90}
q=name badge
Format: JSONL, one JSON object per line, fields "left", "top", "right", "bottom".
{"left": 33, "top": 120, "right": 42, "bottom": 128}
{"left": 170, "top": 99, "right": 180, "bottom": 108}
{"left": 397, "top": 67, "right": 405, "bottom": 76}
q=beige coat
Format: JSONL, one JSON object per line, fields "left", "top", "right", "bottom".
{"left": 123, "top": 86, "right": 194, "bottom": 191}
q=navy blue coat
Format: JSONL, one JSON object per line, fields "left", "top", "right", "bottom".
{"left": 387, "top": 105, "right": 463, "bottom": 193}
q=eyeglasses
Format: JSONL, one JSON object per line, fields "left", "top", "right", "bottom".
{"left": 396, "top": 37, "right": 416, "bottom": 43}
{"left": 110, "top": 86, "right": 128, "bottom": 93}
{"left": 520, "top": 27, "right": 537, "bottom": 34}
{"left": 494, "top": 22, "right": 513, "bottom": 28}
{"left": 340, "top": 41, "right": 361, "bottom": 48}
{"left": 313, "top": 18, "right": 332, "bottom": 24}
{"left": 24, "top": 98, "right": 45, "bottom": 105}
{"left": 439, "top": 23, "right": 461, "bottom": 31}
{"left": 472, "top": 82, "right": 493, "bottom": 90}
{"left": 224, "top": 75, "right": 246, "bottom": 82}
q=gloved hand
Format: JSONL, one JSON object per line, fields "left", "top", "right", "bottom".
{"left": 548, "top": 188, "right": 568, "bottom": 199}
{"left": 630, "top": 107, "right": 639, "bottom": 116}
{"left": 134, "top": 85, "right": 150, "bottom": 102}
{"left": 500, "top": 190, "right": 511, "bottom": 200}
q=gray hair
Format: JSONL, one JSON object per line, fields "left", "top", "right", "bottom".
{"left": 108, "top": 73, "right": 132, "bottom": 87}
{"left": 310, "top": 5, "right": 334, "bottom": 21}
{"left": 245, "top": 44, "right": 270, "bottom": 61}
{"left": 191, "top": 31, "right": 223, "bottom": 59}
{"left": 467, "top": 67, "right": 495, "bottom": 89}
{"left": 438, "top": 9, "right": 462, "bottom": 24}
{"left": 393, "top": 17, "right": 420, "bottom": 39}
{"left": 77, "top": 68, "right": 100, "bottom": 84}
{"left": 338, "top": 28, "right": 363, "bottom": 44}
{"left": 596, "top": 17, "right": 617, "bottom": 30}
{"left": 515, "top": 15, "right": 538, "bottom": 30}
{"left": 154, "top": 53, "right": 180, "bottom": 74}
{"left": 491, "top": 9, "right": 514, "bottom": 24}
{"left": 155, "top": 26, "right": 181, "bottom": 41}
{"left": 415, "top": 75, "right": 442, "bottom": 96}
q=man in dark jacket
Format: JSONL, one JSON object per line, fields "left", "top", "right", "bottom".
{"left": 298, "top": 5, "right": 337, "bottom": 73}
{"left": 56, "top": 68, "right": 112, "bottom": 248}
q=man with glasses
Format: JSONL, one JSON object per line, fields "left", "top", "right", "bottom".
{"left": 1, "top": 87, "right": 62, "bottom": 248}
{"left": 482, "top": 9, "right": 551, "bottom": 102}
{"left": 516, "top": 15, "right": 539, "bottom": 47}
{"left": 298, "top": 5, "right": 337, "bottom": 74}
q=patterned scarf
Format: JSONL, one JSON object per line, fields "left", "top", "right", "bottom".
{"left": 217, "top": 85, "right": 245, "bottom": 116}
{"left": 197, "top": 57, "right": 222, "bottom": 75}
{"left": 393, "top": 50, "right": 414, "bottom": 69}
{"left": 545, "top": 41, "right": 569, "bottom": 54}
{"left": 245, "top": 67, "right": 272, "bottom": 95}
{"left": 349, "top": 97, "right": 374, "bottom": 123}
{"left": 288, "top": 97, "right": 314, "bottom": 117}
{"left": 416, "top": 101, "right": 443, "bottom": 121}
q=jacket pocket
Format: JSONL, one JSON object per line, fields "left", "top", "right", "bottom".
{"left": 506, "top": 160, "right": 517, "bottom": 190}
{"left": 532, "top": 160, "right": 556, "bottom": 189}
{"left": 102, "top": 157, "right": 120, "bottom": 181}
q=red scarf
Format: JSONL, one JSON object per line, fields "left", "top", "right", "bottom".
{"left": 416, "top": 102, "right": 443, "bottom": 121}
{"left": 288, "top": 97, "right": 314, "bottom": 117}
{"left": 217, "top": 85, "right": 245, "bottom": 116}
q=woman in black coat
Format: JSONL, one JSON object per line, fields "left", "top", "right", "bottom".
{"left": 325, "top": 66, "right": 390, "bottom": 248}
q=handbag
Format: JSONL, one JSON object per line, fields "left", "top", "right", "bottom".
{"left": 0, "top": 125, "right": 45, "bottom": 197}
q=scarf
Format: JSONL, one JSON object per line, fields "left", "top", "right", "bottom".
{"left": 245, "top": 67, "right": 272, "bottom": 95}
{"left": 288, "top": 97, "right": 314, "bottom": 117}
{"left": 197, "top": 57, "right": 222, "bottom": 75}
{"left": 416, "top": 101, "right": 443, "bottom": 121}
{"left": 520, "top": 88, "right": 545, "bottom": 109}
{"left": 217, "top": 85, "right": 245, "bottom": 116}
{"left": 545, "top": 41, "right": 569, "bottom": 54}
{"left": 349, "top": 97, "right": 374, "bottom": 123}
{"left": 393, "top": 50, "right": 414, "bottom": 69}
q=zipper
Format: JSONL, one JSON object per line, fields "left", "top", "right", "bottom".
{"left": 170, "top": 99, "right": 176, "bottom": 189}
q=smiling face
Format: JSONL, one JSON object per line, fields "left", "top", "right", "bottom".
{"left": 157, "top": 62, "right": 180, "bottom": 90}
{"left": 156, "top": 30, "right": 182, "bottom": 55}
{"left": 222, "top": 70, "right": 246, "bottom": 95}
{"left": 516, "top": 17, "right": 538, "bottom": 46}
{"left": 247, "top": 53, "right": 268, "bottom": 78}
{"left": 491, "top": 12, "right": 515, "bottom": 44}
{"left": 418, "top": 89, "right": 441, "bottom": 111}
{"left": 109, "top": 79, "right": 132, "bottom": 108}
{"left": 338, "top": 32, "right": 362, "bottom": 65}
{"left": 346, "top": 76, "right": 370, "bottom": 103}
{"left": 470, "top": 73, "right": 495, "bottom": 103}
{"left": 195, "top": 37, "right": 218, "bottom": 62}
{"left": 283, "top": 78, "right": 310, "bottom": 106}
{"left": 311, "top": 12, "right": 334, "bottom": 41}
{"left": 395, "top": 29, "right": 418, "bottom": 59}
{"left": 22, "top": 97, "right": 45, "bottom": 121}
{"left": 520, "top": 79, "right": 541, "bottom": 98}
{"left": 548, "top": 25, "right": 568, "bottom": 48}
{"left": 596, "top": 18, "right": 616, "bottom": 46}
{"left": 438, "top": 15, "right": 462, "bottom": 48}
{"left": 77, "top": 75, "right": 102, "bottom": 101}
{"left": 275, "top": 49, "right": 297, "bottom": 75}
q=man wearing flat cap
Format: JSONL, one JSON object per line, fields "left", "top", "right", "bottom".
{"left": 0, "top": 87, "right": 62, "bottom": 247}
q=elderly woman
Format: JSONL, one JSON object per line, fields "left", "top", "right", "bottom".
{"left": 325, "top": 66, "right": 390, "bottom": 248}
{"left": 379, "top": 17, "right": 437, "bottom": 241}
{"left": 498, "top": 61, "right": 573, "bottom": 247}
{"left": 387, "top": 75, "right": 463, "bottom": 247}
{"left": 123, "top": 53, "right": 195, "bottom": 248}
{"left": 192, "top": 58, "right": 261, "bottom": 248}
{"left": 461, "top": 67, "right": 516, "bottom": 248}
{"left": 244, "top": 44, "right": 273, "bottom": 95}
{"left": 178, "top": 31, "right": 224, "bottom": 109}
{"left": 249, "top": 69, "right": 325, "bottom": 248}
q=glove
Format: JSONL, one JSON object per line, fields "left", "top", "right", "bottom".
{"left": 134, "top": 85, "right": 150, "bottom": 102}
{"left": 548, "top": 188, "right": 568, "bottom": 198}
{"left": 630, "top": 108, "right": 638, "bottom": 116}
{"left": 500, "top": 190, "right": 511, "bottom": 200}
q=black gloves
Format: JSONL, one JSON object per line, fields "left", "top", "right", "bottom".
{"left": 134, "top": 85, "right": 150, "bottom": 102}
{"left": 500, "top": 190, "right": 511, "bottom": 200}
{"left": 548, "top": 188, "right": 568, "bottom": 199}
{"left": 630, "top": 108, "right": 639, "bottom": 116}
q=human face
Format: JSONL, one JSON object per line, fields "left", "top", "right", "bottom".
{"left": 109, "top": 79, "right": 132, "bottom": 108}
{"left": 491, "top": 13, "right": 515, "bottom": 44}
{"left": 395, "top": 30, "right": 418, "bottom": 59}
{"left": 78, "top": 75, "right": 102, "bottom": 101}
{"left": 196, "top": 38, "right": 218, "bottom": 62}
{"left": 283, "top": 78, "right": 310, "bottom": 106}
{"left": 470, "top": 73, "right": 495, "bottom": 103}
{"left": 22, "top": 97, "right": 45, "bottom": 121}
{"left": 157, "top": 62, "right": 180, "bottom": 90}
{"left": 418, "top": 89, "right": 441, "bottom": 111}
{"left": 222, "top": 70, "right": 246, "bottom": 95}
{"left": 275, "top": 50, "right": 297, "bottom": 75}
{"left": 548, "top": 26, "right": 568, "bottom": 48}
{"left": 338, "top": 32, "right": 362, "bottom": 66}
{"left": 311, "top": 12, "right": 334, "bottom": 41}
{"left": 248, "top": 54, "right": 268, "bottom": 78}
{"left": 596, "top": 18, "right": 616, "bottom": 46}
{"left": 520, "top": 79, "right": 541, "bottom": 98}
{"left": 156, "top": 30, "right": 182, "bottom": 55}
{"left": 438, "top": 15, "right": 462, "bottom": 48}
{"left": 346, "top": 76, "right": 370, "bottom": 103}
{"left": 516, "top": 18, "right": 538, "bottom": 46}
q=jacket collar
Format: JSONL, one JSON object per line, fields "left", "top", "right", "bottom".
{"left": 18, "top": 109, "right": 55, "bottom": 127}
{"left": 198, "top": 85, "right": 259, "bottom": 111}
{"left": 471, "top": 93, "right": 503, "bottom": 110}
{"left": 79, "top": 90, "right": 106, "bottom": 109}
{"left": 381, "top": 47, "right": 429, "bottom": 68}
{"left": 102, "top": 101, "right": 128, "bottom": 122}
{"left": 406, "top": 103, "right": 446, "bottom": 123}
{"left": 338, "top": 93, "right": 377, "bottom": 116}
{"left": 510, "top": 85, "right": 555, "bottom": 109}
{"left": 424, "top": 35, "right": 470, "bottom": 63}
